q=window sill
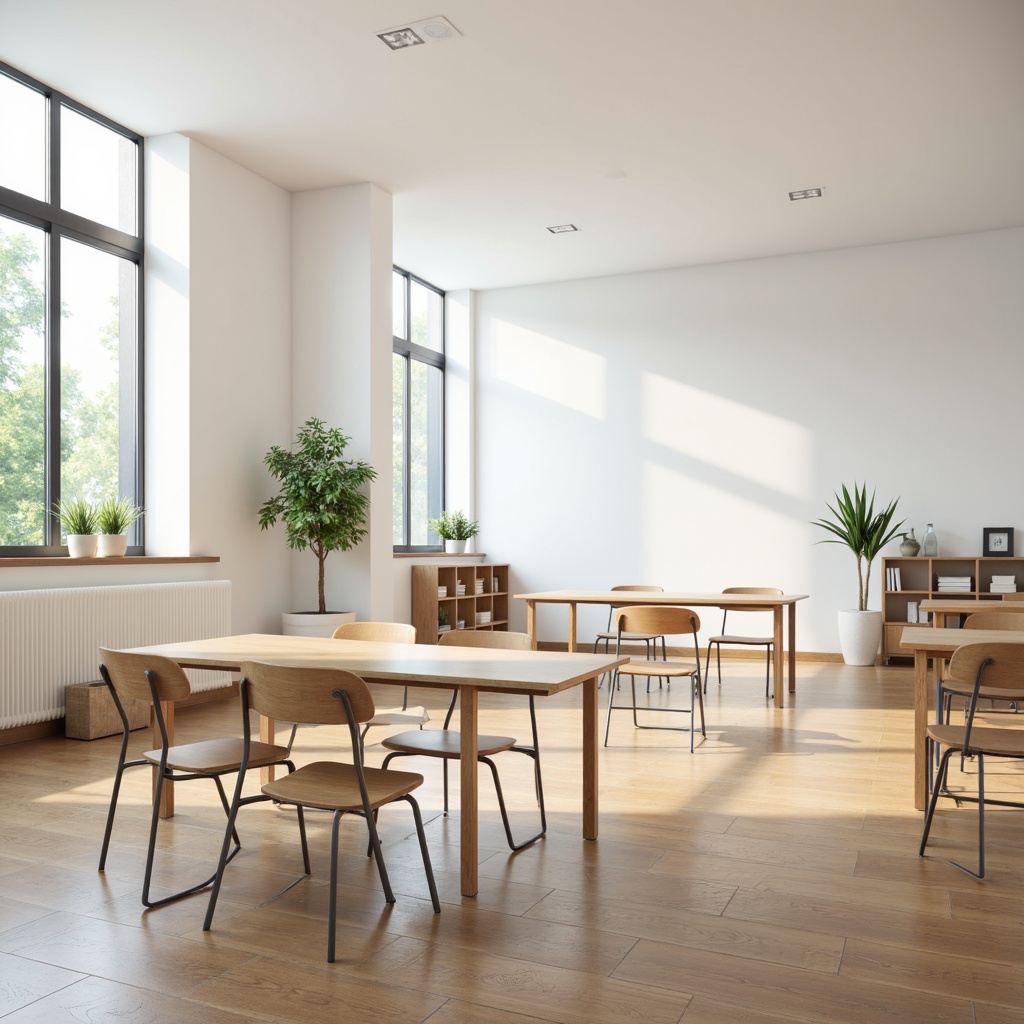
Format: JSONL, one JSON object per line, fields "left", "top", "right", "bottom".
{"left": 0, "top": 556, "right": 220, "bottom": 568}
{"left": 393, "top": 551, "right": 486, "bottom": 559}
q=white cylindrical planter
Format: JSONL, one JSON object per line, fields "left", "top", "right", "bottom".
{"left": 67, "top": 534, "right": 98, "bottom": 558}
{"left": 444, "top": 539, "right": 468, "bottom": 553}
{"left": 97, "top": 534, "right": 129, "bottom": 557}
{"left": 837, "top": 609, "right": 882, "bottom": 666}
{"left": 281, "top": 611, "right": 356, "bottom": 637}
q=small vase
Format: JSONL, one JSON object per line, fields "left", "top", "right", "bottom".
{"left": 900, "top": 529, "right": 921, "bottom": 557}
{"left": 445, "top": 539, "right": 468, "bottom": 553}
{"left": 922, "top": 523, "right": 938, "bottom": 557}
{"left": 97, "top": 533, "right": 129, "bottom": 557}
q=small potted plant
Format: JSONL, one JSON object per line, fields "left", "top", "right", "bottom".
{"left": 96, "top": 496, "right": 145, "bottom": 556}
{"left": 811, "top": 482, "right": 904, "bottom": 665}
{"left": 438, "top": 606, "right": 451, "bottom": 633}
{"left": 52, "top": 496, "right": 99, "bottom": 558}
{"left": 429, "top": 509, "right": 480, "bottom": 553}
{"left": 259, "top": 417, "right": 377, "bottom": 635}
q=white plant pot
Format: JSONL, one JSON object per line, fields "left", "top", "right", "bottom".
{"left": 66, "top": 534, "right": 98, "bottom": 558}
{"left": 837, "top": 609, "right": 882, "bottom": 666}
{"left": 97, "top": 534, "right": 129, "bottom": 557}
{"left": 281, "top": 611, "right": 356, "bottom": 638}
{"left": 444, "top": 539, "right": 468, "bottom": 553}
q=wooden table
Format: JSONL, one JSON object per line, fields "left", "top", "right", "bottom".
{"left": 919, "top": 598, "right": 1024, "bottom": 625}
{"left": 121, "top": 633, "right": 625, "bottom": 897}
{"left": 900, "top": 626, "right": 1024, "bottom": 809}
{"left": 515, "top": 590, "right": 809, "bottom": 709}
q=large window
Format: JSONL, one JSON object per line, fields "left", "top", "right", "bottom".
{"left": 0, "top": 62, "right": 143, "bottom": 555}
{"left": 392, "top": 267, "right": 444, "bottom": 550}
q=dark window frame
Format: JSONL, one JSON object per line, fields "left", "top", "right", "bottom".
{"left": 0, "top": 60, "right": 145, "bottom": 556}
{"left": 392, "top": 266, "right": 445, "bottom": 552}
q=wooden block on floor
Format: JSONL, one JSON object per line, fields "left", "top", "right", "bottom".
{"left": 64, "top": 681, "right": 148, "bottom": 740}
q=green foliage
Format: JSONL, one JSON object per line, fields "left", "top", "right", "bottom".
{"left": 429, "top": 509, "right": 479, "bottom": 541}
{"left": 259, "top": 417, "right": 378, "bottom": 614}
{"left": 438, "top": 605, "right": 449, "bottom": 625}
{"left": 96, "top": 495, "right": 144, "bottom": 534}
{"left": 52, "top": 495, "right": 98, "bottom": 536}
{"left": 811, "top": 483, "right": 904, "bottom": 611}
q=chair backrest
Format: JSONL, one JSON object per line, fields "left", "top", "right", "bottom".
{"left": 1002, "top": 592, "right": 1024, "bottom": 602}
{"left": 963, "top": 612, "right": 1024, "bottom": 630}
{"left": 240, "top": 661, "right": 376, "bottom": 725}
{"left": 438, "top": 629, "right": 532, "bottom": 651}
{"left": 332, "top": 621, "right": 416, "bottom": 643}
{"left": 98, "top": 647, "right": 193, "bottom": 703}
{"left": 945, "top": 643, "right": 1024, "bottom": 699}
{"left": 721, "top": 586, "right": 783, "bottom": 611}
{"left": 615, "top": 605, "right": 700, "bottom": 637}
{"left": 606, "top": 585, "right": 664, "bottom": 624}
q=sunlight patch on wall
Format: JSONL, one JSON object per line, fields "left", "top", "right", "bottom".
{"left": 491, "top": 319, "right": 607, "bottom": 418}
{"left": 641, "top": 373, "right": 811, "bottom": 498}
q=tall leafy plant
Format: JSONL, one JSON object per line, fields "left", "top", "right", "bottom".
{"left": 258, "top": 417, "right": 377, "bottom": 614}
{"left": 811, "top": 483, "right": 904, "bottom": 611}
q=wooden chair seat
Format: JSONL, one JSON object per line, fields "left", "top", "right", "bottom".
{"left": 263, "top": 760, "right": 425, "bottom": 811}
{"left": 620, "top": 658, "right": 698, "bottom": 678}
{"left": 926, "top": 723, "right": 1024, "bottom": 759}
{"left": 382, "top": 729, "right": 516, "bottom": 759}
{"left": 142, "top": 739, "right": 291, "bottom": 775}
{"left": 708, "top": 633, "right": 773, "bottom": 646}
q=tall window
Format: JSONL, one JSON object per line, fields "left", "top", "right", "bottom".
{"left": 0, "top": 62, "right": 143, "bottom": 555}
{"left": 392, "top": 267, "right": 444, "bottom": 550}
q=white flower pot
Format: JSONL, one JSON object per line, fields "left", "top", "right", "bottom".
{"left": 67, "top": 534, "right": 98, "bottom": 558}
{"left": 97, "top": 534, "right": 129, "bottom": 557}
{"left": 281, "top": 611, "right": 356, "bottom": 637}
{"left": 444, "top": 539, "right": 468, "bottom": 553}
{"left": 837, "top": 609, "right": 882, "bottom": 666}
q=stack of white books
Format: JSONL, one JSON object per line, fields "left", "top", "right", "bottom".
{"left": 886, "top": 566, "right": 903, "bottom": 590}
{"left": 456, "top": 583, "right": 467, "bottom": 596}
{"left": 475, "top": 611, "right": 492, "bottom": 625}
{"left": 990, "top": 575, "right": 1017, "bottom": 593}
{"left": 437, "top": 586, "right": 448, "bottom": 598}
{"left": 937, "top": 576, "right": 973, "bottom": 592}
{"left": 475, "top": 579, "right": 484, "bottom": 594}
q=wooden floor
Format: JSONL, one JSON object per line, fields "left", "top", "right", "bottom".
{"left": 2, "top": 660, "right": 1024, "bottom": 1024}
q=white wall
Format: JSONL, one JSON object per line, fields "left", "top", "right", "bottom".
{"left": 473, "top": 227, "right": 1024, "bottom": 653}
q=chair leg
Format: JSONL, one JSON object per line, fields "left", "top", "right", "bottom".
{"left": 364, "top": 806, "right": 396, "bottom": 907}
{"left": 950, "top": 752, "right": 986, "bottom": 880}
{"left": 765, "top": 644, "right": 772, "bottom": 700}
{"left": 604, "top": 670, "right": 619, "bottom": 746}
{"left": 483, "top": 753, "right": 547, "bottom": 851}
{"left": 402, "top": 794, "right": 440, "bottom": 912}
{"left": 327, "top": 810, "right": 342, "bottom": 963}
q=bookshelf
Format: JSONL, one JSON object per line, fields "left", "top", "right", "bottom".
{"left": 411, "top": 563, "right": 510, "bottom": 644}
{"left": 880, "top": 555, "right": 1024, "bottom": 662}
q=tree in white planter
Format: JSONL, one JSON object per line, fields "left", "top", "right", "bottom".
{"left": 812, "top": 482, "right": 904, "bottom": 665}
{"left": 259, "top": 417, "right": 377, "bottom": 615}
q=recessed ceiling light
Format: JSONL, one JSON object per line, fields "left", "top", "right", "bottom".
{"left": 378, "top": 16, "right": 461, "bottom": 49}
{"left": 789, "top": 187, "right": 823, "bottom": 200}
{"left": 547, "top": 224, "right": 578, "bottom": 234}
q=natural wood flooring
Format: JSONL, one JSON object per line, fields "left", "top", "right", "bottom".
{"left": 2, "top": 661, "right": 1024, "bottom": 1023}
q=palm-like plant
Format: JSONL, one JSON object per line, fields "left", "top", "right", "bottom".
{"left": 811, "top": 483, "right": 905, "bottom": 610}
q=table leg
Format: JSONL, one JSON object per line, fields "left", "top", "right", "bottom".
{"left": 583, "top": 674, "right": 598, "bottom": 840}
{"left": 459, "top": 687, "right": 480, "bottom": 897}
{"left": 772, "top": 606, "right": 784, "bottom": 709}
{"left": 568, "top": 602, "right": 578, "bottom": 653}
{"left": 914, "top": 649, "right": 929, "bottom": 810}
{"left": 527, "top": 601, "right": 537, "bottom": 650}
{"left": 787, "top": 602, "right": 797, "bottom": 694}
{"left": 156, "top": 700, "right": 175, "bottom": 818}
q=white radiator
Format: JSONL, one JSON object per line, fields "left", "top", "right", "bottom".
{"left": 0, "top": 581, "right": 232, "bottom": 729}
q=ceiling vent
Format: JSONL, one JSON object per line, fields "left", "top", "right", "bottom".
{"left": 378, "top": 16, "right": 461, "bottom": 50}
{"left": 788, "top": 187, "right": 823, "bottom": 201}
{"left": 547, "top": 224, "right": 579, "bottom": 234}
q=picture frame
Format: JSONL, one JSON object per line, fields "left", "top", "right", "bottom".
{"left": 982, "top": 527, "right": 1014, "bottom": 557}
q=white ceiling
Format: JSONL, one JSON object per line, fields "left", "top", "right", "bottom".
{"left": 2, "top": 0, "right": 1022, "bottom": 292}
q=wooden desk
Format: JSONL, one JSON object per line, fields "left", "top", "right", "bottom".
{"left": 515, "top": 590, "right": 809, "bottom": 709}
{"left": 121, "top": 633, "right": 625, "bottom": 897}
{"left": 900, "top": 626, "right": 1024, "bottom": 810}
{"left": 919, "top": 598, "right": 1024, "bottom": 625}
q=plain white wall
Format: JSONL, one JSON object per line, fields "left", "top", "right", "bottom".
{"left": 473, "top": 226, "right": 1024, "bottom": 653}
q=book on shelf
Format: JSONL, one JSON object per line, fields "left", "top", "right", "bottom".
{"left": 907, "top": 601, "right": 919, "bottom": 624}
{"left": 991, "top": 575, "right": 1016, "bottom": 583}
{"left": 886, "top": 566, "right": 902, "bottom": 591}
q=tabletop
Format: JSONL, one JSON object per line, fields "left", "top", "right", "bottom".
{"left": 515, "top": 590, "right": 809, "bottom": 607}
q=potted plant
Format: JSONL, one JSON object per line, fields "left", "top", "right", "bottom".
{"left": 95, "top": 496, "right": 145, "bottom": 557}
{"left": 259, "top": 417, "right": 377, "bottom": 636}
{"left": 429, "top": 509, "right": 479, "bottom": 553}
{"left": 811, "top": 482, "right": 904, "bottom": 665}
{"left": 438, "top": 606, "right": 451, "bottom": 633}
{"left": 52, "top": 496, "right": 99, "bottom": 558}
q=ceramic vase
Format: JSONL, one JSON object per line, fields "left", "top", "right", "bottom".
{"left": 837, "top": 609, "right": 882, "bottom": 666}
{"left": 66, "top": 534, "right": 98, "bottom": 558}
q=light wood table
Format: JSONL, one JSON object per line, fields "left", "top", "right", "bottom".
{"left": 900, "top": 626, "right": 1024, "bottom": 810}
{"left": 515, "top": 590, "right": 809, "bottom": 709}
{"left": 919, "top": 598, "right": 1024, "bottom": 625}
{"left": 121, "top": 633, "right": 626, "bottom": 897}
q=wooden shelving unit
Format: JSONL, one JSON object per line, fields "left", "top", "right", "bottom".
{"left": 881, "top": 555, "right": 1024, "bottom": 662}
{"left": 411, "top": 563, "right": 510, "bottom": 644}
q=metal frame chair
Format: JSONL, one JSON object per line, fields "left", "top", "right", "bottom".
{"left": 703, "top": 587, "right": 782, "bottom": 701}
{"left": 593, "top": 585, "right": 668, "bottom": 690}
{"left": 204, "top": 661, "right": 440, "bottom": 962}
{"left": 97, "top": 647, "right": 299, "bottom": 909}
{"left": 920, "top": 642, "right": 1024, "bottom": 879}
{"left": 604, "top": 606, "right": 706, "bottom": 751}
{"left": 380, "top": 630, "right": 546, "bottom": 851}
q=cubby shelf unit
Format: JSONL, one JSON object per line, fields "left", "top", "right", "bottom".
{"left": 411, "top": 563, "right": 510, "bottom": 644}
